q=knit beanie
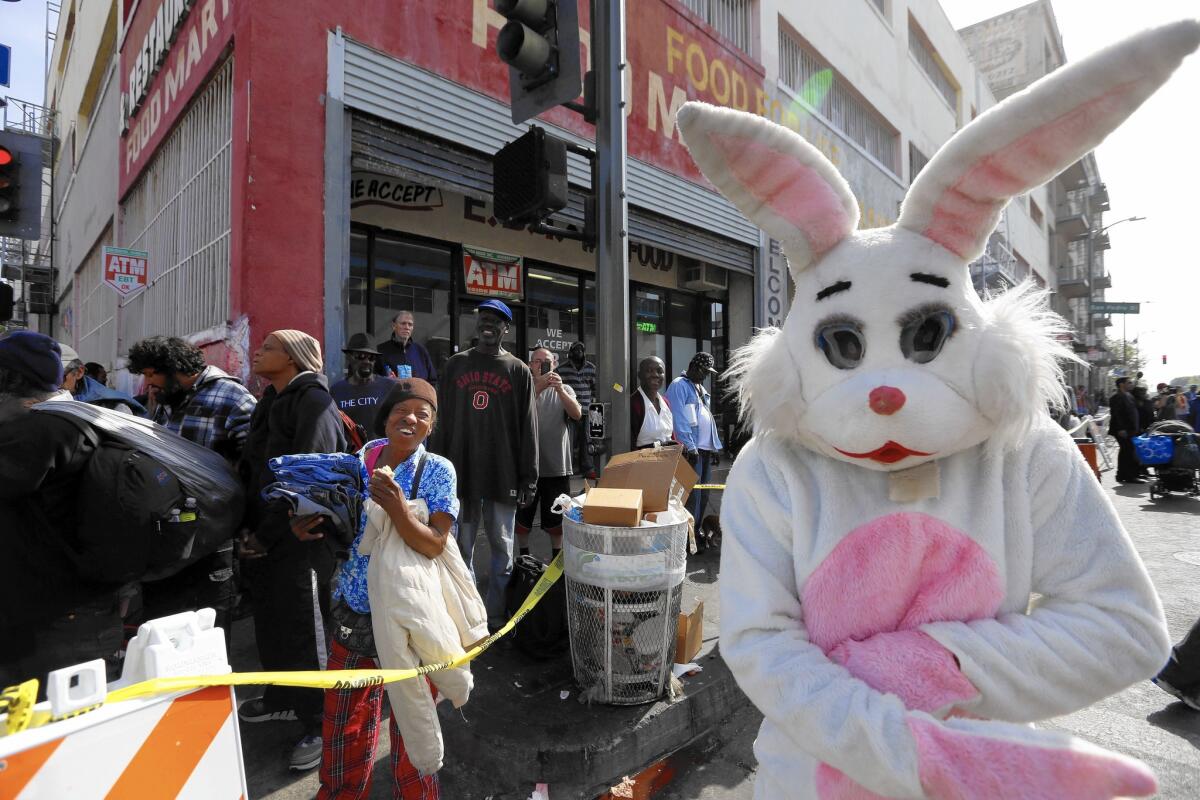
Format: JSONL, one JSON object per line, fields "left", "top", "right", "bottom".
{"left": 270, "top": 329, "right": 323, "bottom": 373}
{"left": 0, "top": 330, "right": 65, "bottom": 391}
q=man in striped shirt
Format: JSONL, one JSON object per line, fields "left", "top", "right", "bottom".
{"left": 555, "top": 341, "right": 597, "bottom": 478}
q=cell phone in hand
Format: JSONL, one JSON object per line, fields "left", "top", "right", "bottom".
{"left": 540, "top": 361, "right": 551, "bottom": 375}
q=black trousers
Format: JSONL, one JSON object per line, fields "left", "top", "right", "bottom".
{"left": 1115, "top": 433, "right": 1140, "bottom": 481}
{"left": 1159, "top": 615, "right": 1200, "bottom": 691}
{"left": 0, "top": 592, "right": 123, "bottom": 698}
{"left": 141, "top": 542, "right": 236, "bottom": 648}
{"left": 251, "top": 537, "right": 335, "bottom": 732}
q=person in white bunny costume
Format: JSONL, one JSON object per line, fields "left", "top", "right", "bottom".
{"left": 677, "top": 20, "right": 1200, "bottom": 800}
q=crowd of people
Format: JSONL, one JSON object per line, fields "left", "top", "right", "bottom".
{"left": 0, "top": 298, "right": 727, "bottom": 794}
{"left": 1107, "top": 375, "right": 1199, "bottom": 484}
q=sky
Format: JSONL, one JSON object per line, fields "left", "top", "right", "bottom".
{"left": 0, "top": 0, "right": 50, "bottom": 108}
{"left": 940, "top": 0, "right": 1200, "bottom": 387}
{"left": 2, "top": 1, "right": 1199, "bottom": 384}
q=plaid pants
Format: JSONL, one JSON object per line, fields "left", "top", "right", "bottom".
{"left": 317, "top": 639, "right": 440, "bottom": 800}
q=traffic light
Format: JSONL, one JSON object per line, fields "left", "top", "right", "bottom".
{"left": 495, "top": 0, "right": 582, "bottom": 124}
{"left": 1163, "top": 354, "right": 1168, "bottom": 365}
{"left": 0, "top": 280, "right": 13, "bottom": 323}
{"left": 0, "top": 130, "right": 44, "bottom": 240}
{"left": 493, "top": 126, "right": 568, "bottom": 227}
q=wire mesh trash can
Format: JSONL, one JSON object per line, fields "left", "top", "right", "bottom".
{"left": 563, "top": 515, "right": 688, "bottom": 705}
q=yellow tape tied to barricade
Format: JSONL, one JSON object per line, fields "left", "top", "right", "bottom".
{"left": 3, "top": 553, "right": 564, "bottom": 736}
{"left": 692, "top": 484, "right": 726, "bottom": 490}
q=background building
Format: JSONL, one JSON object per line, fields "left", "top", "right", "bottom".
{"left": 32, "top": 0, "right": 1103, "bottom": 424}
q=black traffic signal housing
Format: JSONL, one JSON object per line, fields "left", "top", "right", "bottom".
{"left": 496, "top": 0, "right": 583, "bottom": 124}
{"left": 0, "top": 130, "right": 44, "bottom": 241}
{"left": 1163, "top": 355, "right": 1168, "bottom": 365}
{"left": 0, "top": 281, "right": 13, "bottom": 323}
{"left": 493, "top": 126, "right": 568, "bottom": 227}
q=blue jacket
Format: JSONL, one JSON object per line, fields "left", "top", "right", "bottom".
{"left": 664, "top": 375, "right": 723, "bottom": 453}
{"left": 75, "top": 375, "right": 146, "bottom": 416}
{"left": 262, "top": 451, "right": 368, "bottom": 550}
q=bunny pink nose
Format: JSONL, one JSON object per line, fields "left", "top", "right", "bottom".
{"left": 869, "top": 386, "right": 906, "bottom": 415}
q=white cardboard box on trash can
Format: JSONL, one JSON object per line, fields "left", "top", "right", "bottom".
{"left": 598, "top": 444, "right": 698, "bottom": 513}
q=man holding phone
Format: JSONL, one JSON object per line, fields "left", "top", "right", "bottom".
{"left": 516, "top": 347, "right": 582, "bottom": 558}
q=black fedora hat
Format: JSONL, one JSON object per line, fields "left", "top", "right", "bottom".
{"left": 342, "top": 333, "right": 380, "bottom": 355}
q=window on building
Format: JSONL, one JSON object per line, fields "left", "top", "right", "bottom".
{"left": 908, "top": 15, "right": 958, "bottom": 109}
{"left": 372, "top": 234, "right": 452, "bottom": 359}
{"left": 866, "top": 0, "right": 887, "bottom": 16}
{"left": 347, "top": 229, "right": 454, "bottom": 375}
{"left": 634, "top": 288, "right": 667, "bottom": 372}
{"left": 778, "top": 24, "right": 900, "bottom": 174}
{"left": 1014, "top": 250, "right": 1030, "bottom": 282}
{"left": 909, "top": 142, "right": 929, "bottom": 183}
{"left": 526, "top": 265, "right": 581, "bottom": 358}
{"left": 1030, "top": 198, "right": 1044, "bottom": 228}
{"left": 680, "top": 0, "right": 753, "bottom": 54}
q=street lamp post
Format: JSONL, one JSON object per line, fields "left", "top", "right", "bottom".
{"left": 1086, "top": 214, "right": 1145, "bottom": 391}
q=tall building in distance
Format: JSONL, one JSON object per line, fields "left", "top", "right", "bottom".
{"left": 959, "top": 0, "right": 1112, "bottom": 392}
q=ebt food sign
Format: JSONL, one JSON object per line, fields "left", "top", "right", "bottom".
{"left": 103, "top": 246, "right": 150, "bottom": 298}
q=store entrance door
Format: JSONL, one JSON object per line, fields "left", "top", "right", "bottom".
{"left": 457, "top": 300, "right": 524, "bottom": 357}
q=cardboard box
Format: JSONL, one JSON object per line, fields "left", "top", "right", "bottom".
{"left": 600, "top": 444, "right": 698, "bottom": 513}
{"left": 582, "top": 487, "right": 644, "bottom": 528}
{"left": 674, "top": 599, "right": 704, "bottom": 664}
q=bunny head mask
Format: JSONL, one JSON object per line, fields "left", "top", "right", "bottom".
{"left": 678, "top": 20, "right": 1199, "bottom": 472}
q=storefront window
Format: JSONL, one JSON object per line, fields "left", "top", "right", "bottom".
{"left": 458, "top": 300, "right": 520, "bottom": 354}
{"left": 347, "top": 231, "right": 369, "bottom": 340}
{"left": 669, "top": 293, "right": 699, "bottom": 380}
{"left": 346, "top": 229, "right": 454, "bottom": 377}
{"left": 703, "top": 300, "right": 726, "bottom": 370}
{"left": 634, "top": 288, "right": 667, "bottom": 373}
{"left": 526, "top": 265, "right": 580, "bottom": 358}
{"left": 584, "top": 279, "right": 597, "bottom": 362}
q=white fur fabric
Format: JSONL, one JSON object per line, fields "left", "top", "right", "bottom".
{"left": 719, "top": 422, "right": 1169, "bottom": 798}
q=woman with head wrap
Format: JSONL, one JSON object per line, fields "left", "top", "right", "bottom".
{"left": 236, "top": 329, "right": 348, "bottom": 772}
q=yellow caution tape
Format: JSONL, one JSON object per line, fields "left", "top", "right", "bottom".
{"left": 692, "top": 484, "right": 726, "bottom": 490}
{"left": 3, "top": 553, "right": 564, "bottom": 735}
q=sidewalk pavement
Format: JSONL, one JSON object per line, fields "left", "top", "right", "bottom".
{"left": 238, "top": 467, "right": 747, "bottom": 799}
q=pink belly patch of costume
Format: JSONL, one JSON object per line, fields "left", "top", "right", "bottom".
{"left": 803, "top": 512, "right": 1005, "bottom": 799}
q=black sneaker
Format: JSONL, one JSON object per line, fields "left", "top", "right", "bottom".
{"left": 238, "top": 698, "right": 298, "bottom": 723}
{"left": 1153, "top": 677, "right": 1200, "bottom": 711}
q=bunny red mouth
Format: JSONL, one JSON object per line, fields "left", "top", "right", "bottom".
{"left": 834, "top": 441, "right": 933, "bottom": 464}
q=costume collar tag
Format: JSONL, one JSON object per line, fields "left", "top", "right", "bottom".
{"left": 888, "top": 460, "right": 940, "bottom": 503}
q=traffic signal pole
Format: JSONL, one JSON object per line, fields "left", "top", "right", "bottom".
{"left": 592, "top": 0, "right": 631, "bottom": 456}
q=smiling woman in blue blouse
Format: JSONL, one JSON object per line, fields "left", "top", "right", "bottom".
{"left": 291, "top": 378, "right": 458, "bottom": 798}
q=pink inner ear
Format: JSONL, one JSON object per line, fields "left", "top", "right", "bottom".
{"left": 708, "top": 132, "right": 852, "bottom": 256}
{"left": 923, "top": 79, "right": 1142, "bottom": 258}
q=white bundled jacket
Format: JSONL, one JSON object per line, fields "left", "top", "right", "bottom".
{"left": 360, "top": 498, "right": 488, "bottom": 775}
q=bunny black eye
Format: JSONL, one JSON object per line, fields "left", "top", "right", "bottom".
{"left": 815, "top": 320, "right": 866, "bottom": 370}
{"left": 899, "top": 306, "right": 956, "bottom": 364}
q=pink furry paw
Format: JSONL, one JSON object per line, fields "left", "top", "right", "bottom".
{"left": 908, "top": 717, "right": 1157, "bottom": 799}
{"left": 829, "top": 630, "right": 977, "bottom": 716}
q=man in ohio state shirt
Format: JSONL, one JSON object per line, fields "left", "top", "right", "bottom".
{"left": 430, "top": 299, "right": 537, "bottom": 630}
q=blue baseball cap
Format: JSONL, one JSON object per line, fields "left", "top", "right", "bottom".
{"left": 476, "top": 299, "right": 513, "bottom": 322}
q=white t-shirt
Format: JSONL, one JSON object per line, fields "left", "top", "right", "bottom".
{"left": 635, "top": 387, "right": 675, "bottom": 448}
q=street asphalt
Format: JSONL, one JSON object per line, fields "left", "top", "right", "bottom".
{"left": 241, "top": 453, "right": 1200, "bottom": 799}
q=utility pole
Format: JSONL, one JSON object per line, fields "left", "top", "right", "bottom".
{"left": 592, "top": 0, "right": 631, "bottom": 457}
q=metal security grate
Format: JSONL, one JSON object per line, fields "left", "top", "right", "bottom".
{"left": 119, "top": 57, "right": 232, "bottom": 343}
{"left": 778, "top": 27, "right": 899, "bottom": 175}
{"left": 908, "top": 16, "right": 958, "bottom": 109}
{"left": 681, "top": 0, "right": 754, "bottom": 54}
{"left": 563, "top": 517, "right": 688, "bottom": 705}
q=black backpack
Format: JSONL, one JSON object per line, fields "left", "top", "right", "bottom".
{"left": 35, "top": 401, "right": 246, "bottom": 584}
{"left": 504, "top": 554, "right": 569, "bottom": 659}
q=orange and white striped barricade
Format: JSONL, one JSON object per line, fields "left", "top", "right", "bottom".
{"left": 0, "top": 609, "right": 247, "bottom": 799}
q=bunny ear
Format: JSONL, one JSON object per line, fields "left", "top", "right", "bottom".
{"left": 677, "top": 102, "right": 859, "bottom": 273}
{"left": 899, "top": 19, "right": 1200, "bottom": 262}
